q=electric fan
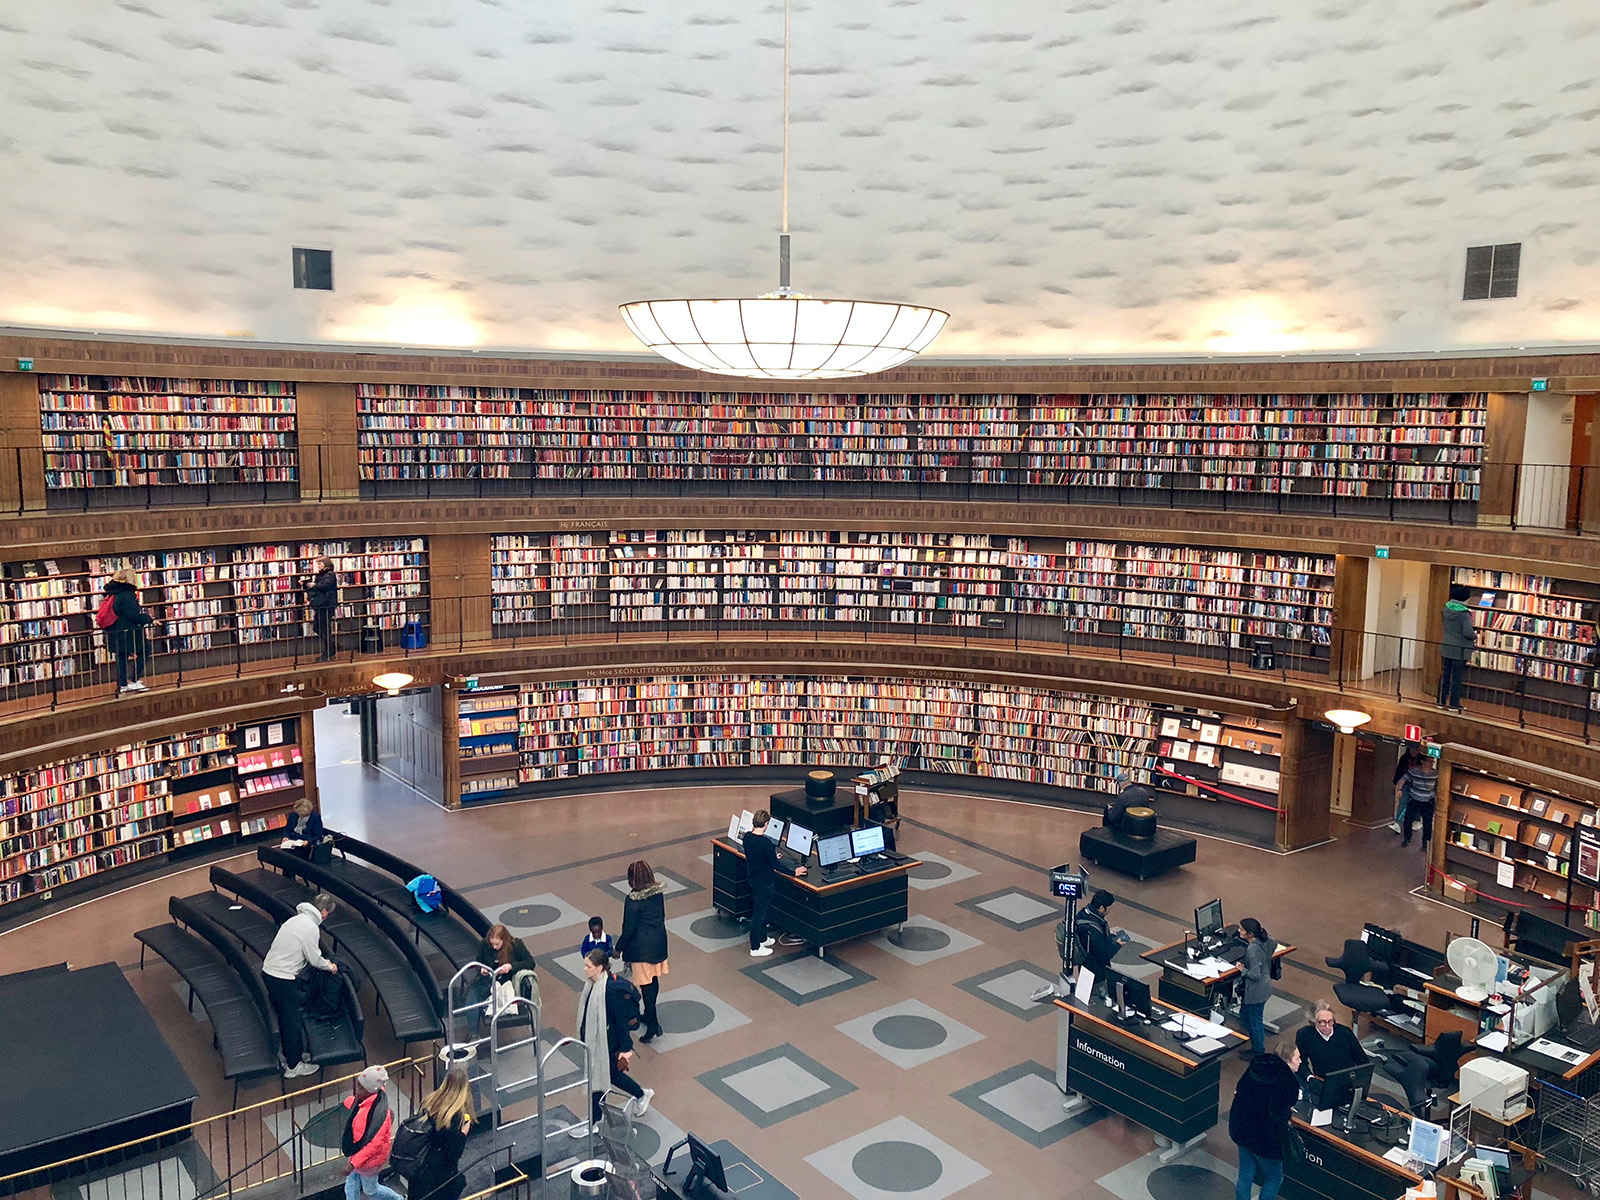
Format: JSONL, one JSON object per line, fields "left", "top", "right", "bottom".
{"left": 1446, "top": 936, "right": 1500, "bottom": 1003}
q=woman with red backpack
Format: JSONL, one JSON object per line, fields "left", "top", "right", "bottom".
{"left": 98, "top": 567, "right": 155, "bottom": 694}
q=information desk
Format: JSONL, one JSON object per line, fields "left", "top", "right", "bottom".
{"left": 654, "top": 1137, "right": 797, "bottom": 1200}
{"left": 711, "top": 838, "right": 916, "bottom": 956}
{"left": 768, "top": 786, "right": 857, "bottom": 836}
{"left": 1141, "top": 937, "right": 1297, "bottom": 1022}
{"left": 1054, "top": 995, "right": 1243, "bottom": 1154}
{"left": 1282, "top": 1105, "right": 1423, "bottom": 1200}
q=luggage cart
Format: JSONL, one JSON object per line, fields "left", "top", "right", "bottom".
{"left": 1536, "top": 1080, "right": 1600, "bottom": 1192}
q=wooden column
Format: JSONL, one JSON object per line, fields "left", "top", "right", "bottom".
{"left": 1573, "top": 394, "right": 1600, "bottom": 531}
{"left": 1421, "top": 565, "right": 1452, "bottom": 701}
{"left": 440, "top": 682, "right": 462, "bottom": 810}
{"left": 428, "top": 533, "right": 492, "bottom": 652}
{"left": 1478, "top": 391, "right": 1528, "bottom": 527}
{"left": 295, "top": 381, "right": 360, "bottom": 500}
{"left": 299, "top": 699, "right": 321, "bottom": 809}
{"left": 1331, "top": 554, "right": 1368, "bottom": 688}
{"left": 0, "top": 370, "right": 45, "bottom": 512}
{"left": 1277, "top": 716, "right": 1333, "bottom": 849}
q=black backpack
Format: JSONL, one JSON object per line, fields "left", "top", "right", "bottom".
{"left": 340, "top": 1091, "right": 390, "bottom": 1157}
{"left": 389, "top": 1112, "right": 434, "bottom": 1181}
{"left": 611, "top": 975, "right": 643, "bottom": 1030}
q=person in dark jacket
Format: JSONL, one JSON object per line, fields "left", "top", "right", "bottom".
{"left": 1390, "top": 742, "right": 1420, "bottom": 832}
{"left": 1294, "top": 1001, "right": 1367, "bottom": 1106}
{"left": 1438, "top": 583, "right": 1477, "bottom": 710}
{"left": 574, "top": 949, "right": 649, "bottom": 1136}
{"left": 304, "top": 558, "right": 340, "bottom": 661}
{"left": 616, "top": 860, "right": 670, "bottom": 1042}
{"left": 1229, "top": 1042, "right": 1301, "bottom": 1200}
{"left": 742, "top": 811, "right": 798, "bottom": 959}
{"left": 104, "top": 567, "right": 155, "bottom": 694}
{"left": 472, "top": 923, "right": 536, "bottom": 1014}
{"left": 1103, "top": 771, "right": 1153, "bottom": 831}
{"left": 283, "top": 797, "right": 326, "bottom": 855}
{"left": 409, "top": 1066, "right": 472, "bottom": 1200}
{"left": 1074, "top": 890, "right": 1129, "bottom": 1003}
{"left": 1398, "top": 756, "right": 1440, "bottom": 849}
{"left": 1238, "top": 917, "right": 1277, "bottom": 1058}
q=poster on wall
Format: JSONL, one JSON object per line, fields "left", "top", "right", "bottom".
{"left": 1573, "top": 827, "right": 1600, "bottom": 887}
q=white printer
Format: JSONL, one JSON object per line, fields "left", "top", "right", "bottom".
{"left": 1458, "top": 1058, "right": 1531, "bottom": 1120}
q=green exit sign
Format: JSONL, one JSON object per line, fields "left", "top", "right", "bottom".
{"left": 1376, "top": 546, "right": 1390, "bottom": 559}
{"left": 1532, "top": 378, "right": 1549, "bottom": 391}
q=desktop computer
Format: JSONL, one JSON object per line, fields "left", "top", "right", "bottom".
{"left": 784, "top": 822, "right": 814, "bottom": 858}
{"left": 850, "top": 824, "right": 886, "bottom": 858}
{"left": 1194, "top": 898, "right": 1224, "bottom": 944}
{"left": 763, "top": 818, "right": 785, "bottom": 844}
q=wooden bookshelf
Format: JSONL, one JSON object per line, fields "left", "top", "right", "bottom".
{"left": 39, "top": 375, "right": 298, "bottom": 499}
{"left": 1451, "top": 568, "right": 1599, "bottom": 705}
{"left": 1150, "top": 706, "right": 1285, "bottom": 813}
{"left": 0, "top": 719, "right": 298, "bottom": 911}
{"left": 456, "top": 686, "right": 520, "bottom": 798}
{"left": 496, "top": 672, "right": 1154, "bottom": 800}
{"left": 356, "top": 387, "right": 1485, "bottom": 506}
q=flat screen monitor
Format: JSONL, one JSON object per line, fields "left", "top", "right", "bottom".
{"left": 1320, "top": 1060, "right": 1375, "bottom": 1112}
{"left": 817, "top": 833, "right": 854, "bottom": 867}
{"left": 763, "top": 818, "right": 785, "bottom": 843}
{"left": 1195, "top": 898, "right": 1225, "bottom": 941}
{"left": 785, "top": 822, "right": 815, "bottom": 857}
{"left": 1106, "top": 970, "right": 1152, "bottom": 1019}
{"left": 685, "top": 1132, "right": 727, "bottom": 1192}
{"left": 851, "top": 824, "right": 886, "bottom": 857}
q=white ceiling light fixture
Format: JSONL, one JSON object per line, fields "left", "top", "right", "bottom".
{"left": 619, "top": 0, "right": 948, "bottom": 380}
{"left": 373, "top": 671, "right": 415, "bottom": 697}
{"left": 1324, "top": 708, "right": 1372, "bottom": 735}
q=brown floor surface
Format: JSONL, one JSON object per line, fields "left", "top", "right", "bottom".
{"left": 0, "top": 777, "right": 1576, "bottom": 1199}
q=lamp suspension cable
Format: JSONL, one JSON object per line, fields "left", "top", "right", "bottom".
{"left": 779, "top": 0, "right": 790, "bottom": 293}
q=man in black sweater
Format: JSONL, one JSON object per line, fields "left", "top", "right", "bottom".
{"left": 743, "top": 810, "right": 804, "bottom": 958}
{"left": 1294, "top": 1000, "right": 1368, "bottom": 1094}
{"left": 1074, "top": 890, "right": 1130, "bottom": 1003}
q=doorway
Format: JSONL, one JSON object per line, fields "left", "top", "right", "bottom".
{"left": 1362, "top": 557, "right": 1429, "bottom": 681}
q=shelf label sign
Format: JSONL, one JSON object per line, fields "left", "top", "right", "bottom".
{"left": 1375, "top": 546, "right": 1390, "bottom": 559}
{"left": 1531, "top": 378, "right": 1549, "bottom": 392}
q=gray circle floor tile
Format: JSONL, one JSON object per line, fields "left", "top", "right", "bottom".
{"left": 502, "top": 903, "right": 561, "bottom": 927}
{"left": 889, "top": 926, "right": 951, "bottom": 951}
{"left": 852, "top": 1141, "right": 943, "bottom": 1193}
{"left": 658, "top": 998, "right": 715, "bottom": 1033}
{"left": 873, "top": 1014, "right": 948, "bottom": 1050}
{"left": 909, "top": 861, "right": 952, "bottom": 880}
{"left": 690, "top": 913, "right": 744, "bottom": 939}
{"left": 1147, "top": 1163, "right": 1234, "bottom": 1200}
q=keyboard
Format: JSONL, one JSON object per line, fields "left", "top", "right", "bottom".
{"left": 1568, "top": 1021, "right": 1600, "bottom": 1052}
{"left": 857, "top": 853, "right": 892, "bottom": 870}
{"left": 879, "top": 850, "right": 912, "bottom": 865}
{"left": 820, "top": 864, "right": 862, "bottom": 883}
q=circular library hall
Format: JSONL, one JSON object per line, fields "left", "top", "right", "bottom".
{"left": 2, "top": 5, "right": 1599, "bottom": 1200}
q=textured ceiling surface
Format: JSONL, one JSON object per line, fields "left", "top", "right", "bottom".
{"left": 2, "top": 0, "right": 1598, "bottom": 360}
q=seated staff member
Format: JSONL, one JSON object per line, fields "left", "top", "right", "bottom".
{"left": 1073, "top": 889, "right": 1131, "bottom": 1002}
{"left": 1294, "top": 1000, "right": 1369, "bottom": 1088}
{"left": 742, "top": 809, "right": 806, "bottom": 959}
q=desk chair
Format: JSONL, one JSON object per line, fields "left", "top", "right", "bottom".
{"left": 1378, "top": 1030, "right": 1466, "bottom": 1115}
{"left": 1326, "top": 939, "right": 1401, "bottom": 1029}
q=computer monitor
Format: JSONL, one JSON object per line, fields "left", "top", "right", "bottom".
{"left": 763, "top": 818, "right": 785, "bottom": 843}
{"left": 1106, "top": 970, "right": 1152, "bottom": 1019}
{"left": 817, "top": 832, "right": 853, "bottom": 867}
{"left": 1195, "top": 898, "right": 1225, "bottom": 941}
{"left": 785, "top": 822, "right": 815, "bottom": 857}
{"left": 1366, "top": 926, "right": 1401, "bottom": 965}
{"left": 684, "top": 1132, "right": 727, "bottom": 1193}
{"left": 851, "top": 824, "right": 886, "bottom": 857}
{"left": 1320, "top": 1060, "right": 1376, "bottom": 1113}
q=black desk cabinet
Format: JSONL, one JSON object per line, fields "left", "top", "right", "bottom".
{"left": 711, "top": 839, "right": 913, "bottom": 953}
{"left": 1282, "top": 1115, "right": 1421, "bottom": 1200}
{"left": 769, "top": 786, "right": 857, "bottom": 836}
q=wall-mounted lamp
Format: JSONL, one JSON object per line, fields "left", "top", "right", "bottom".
{"left": 1324, "top": 708, "right": 1372, "bottom": 735}
{"left": 373, "top": 671, "right": 415, "bottom": 697}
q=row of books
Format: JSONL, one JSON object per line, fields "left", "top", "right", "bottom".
{"left": 1452, "top": 568, "right": 1600, "bottom": 691}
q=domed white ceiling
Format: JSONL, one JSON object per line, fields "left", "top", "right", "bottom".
{"left": 2, "top": 0, "right": 1599, "bottom": 360}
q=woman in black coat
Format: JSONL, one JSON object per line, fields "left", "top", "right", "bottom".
{"left": 615, "top": 859, "right": 669, "bottom": 1042}
{"left": 303, "top": 558, "right": 339, "bottom": 661}
{"left": 1229, "top": 1042, "right": 1301, "bottom": 1200}
{"left": 104, "top": 568, "right": 155, "bottom": 694}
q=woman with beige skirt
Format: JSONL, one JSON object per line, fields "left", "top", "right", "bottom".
{"left": 615, "top": 859, "right": 669, "bottom": 1043}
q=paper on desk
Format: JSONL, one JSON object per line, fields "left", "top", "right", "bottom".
{"left": 1383, "top": 1146, "right": 1412, "bottom": 1165}
{"left": 1187, "top": 1037, "right": 1225, "bottom": 1055}
{"left": 1530, "top": 1037, "right": 1589, "bottom": 1064}
{"left": 1477, "top": 1031, "right": 1510, "bottom": 1052}
{"left": 1310, "top": 1108, "right": 1333, "bottom": 1127}
{"left": 1162, "top": 1012, "right": 1232, "bottom": 1038}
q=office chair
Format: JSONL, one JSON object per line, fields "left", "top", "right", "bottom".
{"left": 1379, "top": 1030, "right": 1466, "bottom": 1116}
{"left": 1326, "top": 939, "right": 1400, "bottom": 1027}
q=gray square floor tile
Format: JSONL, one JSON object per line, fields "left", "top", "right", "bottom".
{"left": 481, "top": 892, "right": 590, "bottom": 937}
{"left": 954, "top": 960, "right": 1060, "bottom": 1020}
{"left": 867, "top": 915, "right": 982, "bottom": 966}
{"left": 595, "top": 865, "right": 704, "bottom": 903}
{"left": 836, "top": 997, "right": 984, "bottom": 1070}
{"left": 604, "top": 1103, "right": 686, "bottom": 1168}
{"left": 806, "top": 1115, "right": 990, "bottom": 1200}
{"left": 952, "top": 1061, "right": 1101, "bottom": 1148}
{"left": 648, "top": 982, "right": 751, "bottom": 1052}
{"left": 665, "top": 906, "right": 749, "bottom": 954}
{"left": 697, "top": 1044, "right": 856, "bottom": 1128}
{"left": 742, "top": 952, "right": 875, "bottom": 1006}
{"left": 956, "top": 886, "right": 1061, "bottom": 931}
{"left": 1111, "top": 933, "right": 1165, "bottom": 983}
{"left": 905, "top": 850, "right": 980, "bottom": 891}
{"left": 1097, "top": 1147, "right": 1237, "bottom": 1200}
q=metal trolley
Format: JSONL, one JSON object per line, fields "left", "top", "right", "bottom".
{"left": 1537, "top": 1080, "right": 1600, "bottom": 1192}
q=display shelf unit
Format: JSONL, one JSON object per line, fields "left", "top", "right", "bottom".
{"left": 0, "top": 719, "right": 300, "bottom": 913}
{"left": 1451, "top": 568, "right": 1599, "bottom": 709}
{"left": 488, "top": 528, "right": 1333, "bottom": 667}
{"left": 39, "top": 375, "right": 298, "bottom": 506}
{"left": 1150, "top": 706, "right": 1285, "bottom": 815}
{"left": 357, "top": 386, "right": 1484, "bottom": 511}
{"left": 456, "top": 686, "right": 521, "bottom": 798}
{"left": 0, "top": 540, "right": 431, "bottom": 692}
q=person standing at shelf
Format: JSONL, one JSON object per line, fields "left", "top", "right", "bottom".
{"left": 262, "top": 892, "right": 339, "bottom": 1077}
{"left": 616, "top": 860, "right": 671, "bottom": 1041}
{"left": 1398, "top": 753, "right": 1440, "bottom": 850}
{"left": 103, "top": 567, "right": 155, "bottom": 694}
{"left": 1237, "top": 917, "right": 1277, "bottom": 1059}
{"left": 1438, "top": 583, "right": 1477, "bottom": 711}
{"left": 304, "top": 557, "right": 340, "bottom": 662}
{"left": 742, "top": 811, "right": 803, "bottom": 959}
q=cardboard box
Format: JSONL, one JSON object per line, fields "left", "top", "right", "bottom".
{"left": 1442, "top": 878, "right": 1474, "bottom": 904}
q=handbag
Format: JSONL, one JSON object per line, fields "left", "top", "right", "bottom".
{"left": 1282, "top": 1124, "right": 1307, "bottom": 1165}
{"left": 310, "top": 839, "right": 333, "bottom": 865}
{"left": 493, "top": 977, "right": 516, "bottom": 1013}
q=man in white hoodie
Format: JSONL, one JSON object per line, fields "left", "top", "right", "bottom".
{"left": 263, "top": 892, "right": 338, "bottom": 1078}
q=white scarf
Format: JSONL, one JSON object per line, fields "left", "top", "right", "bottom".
{"left": 579, "top": 975, "right": 609, "bottom": 1096}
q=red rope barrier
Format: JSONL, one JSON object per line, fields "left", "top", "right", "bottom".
{"left": 1155, "top": 765, "right": 1282, "bottom": 812}
{"left": 1425, "top": 864, "right": 1575, "bottom": 911}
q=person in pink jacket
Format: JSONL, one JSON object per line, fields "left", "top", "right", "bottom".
{"left": 342, "top": 1066, "right": 402, "bottom": 1200}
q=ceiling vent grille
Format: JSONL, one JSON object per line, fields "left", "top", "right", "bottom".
{"left": 1463, "top": 243, "right": 1519, "bottom": 301}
